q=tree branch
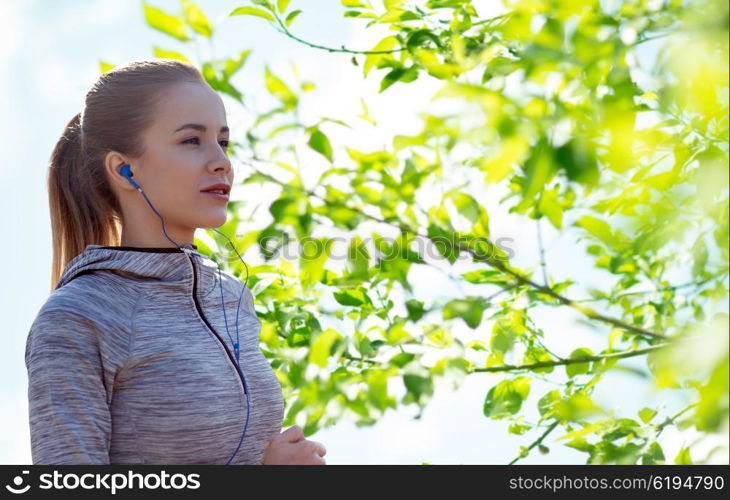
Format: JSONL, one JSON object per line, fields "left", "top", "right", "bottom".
{"left": 265, "top": 10, "right": 512, "bottom": 56}
{"left": 244, "top": 159, "right": 668, "bottom": 341}
{"left": 270, "top": 11, "right": 406, "bottom": 55}
{"left": 470, "top": 343, "right": 667, "bottom": 374}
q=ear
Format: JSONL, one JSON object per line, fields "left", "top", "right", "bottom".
{"left": 104, "top": 151, "right": 137, "bottom": 192}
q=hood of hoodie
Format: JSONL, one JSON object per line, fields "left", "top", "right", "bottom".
{"left": 56, "top": 243, "right": 227, "bottom": 297}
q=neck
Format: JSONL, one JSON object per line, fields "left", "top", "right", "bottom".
{"left": 118, "top": 203, "right": 196, "bottom": 248}
{"left": 120, "top": 229, "right": 195, "bottom": 248}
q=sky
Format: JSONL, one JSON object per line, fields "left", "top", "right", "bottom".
{"left": 0, "top": 0, "right": 723, "bottom": 465}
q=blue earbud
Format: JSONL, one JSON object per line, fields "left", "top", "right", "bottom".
{"left": 121, "top": 162, "right": 251, "bottom": 465}
{"left": 120, "top": 164, "right": 142, "bottom": 191}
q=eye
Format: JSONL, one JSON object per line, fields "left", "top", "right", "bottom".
{"left": 182, "top": 137, "right": 230, "bottom": 150}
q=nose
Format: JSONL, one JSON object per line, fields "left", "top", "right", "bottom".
{"left": 208, "top": 146, "right": 233, "bottom": 176}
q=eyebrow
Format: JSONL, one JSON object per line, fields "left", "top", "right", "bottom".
{"left": 173, "top": 123, "right": 229, "bottom": 134}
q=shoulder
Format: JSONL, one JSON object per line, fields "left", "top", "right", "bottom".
{"left": 27, "top": 275, "right": 140, "bottom": 368}
{"left": 33, "top": 273, "right": 141, "bottom": 334}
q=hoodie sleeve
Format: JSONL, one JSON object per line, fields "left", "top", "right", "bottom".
{"left": 25, "top": 309, "right": 112, "bottom": 464}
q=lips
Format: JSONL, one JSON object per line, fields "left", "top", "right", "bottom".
{"left": 200, "top": 183, "right": 231, "bottom": 194}
{"left": 202, "top": 190, "right": 229, "bottom": 199}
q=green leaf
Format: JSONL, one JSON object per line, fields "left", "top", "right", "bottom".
{"left": 384, "top": 0, "right": 404, "bottom": 8}
{"left": 602, "top": 418, "right": 641, "bottom": 441}
{"left": 308, "top": 329, "right": 341, "bottom": 367}
{"left": 256, "top": 225, "right": 289, "bottom": 260}
{"left": 641, "top": 441, "right": 665, "bottom": 465}
{"left": 318, "top": 200, "right": 363, "bottom": 230}
{"left": 364, "top": 36, "right": 399, "bottom": 77}
{"left": 277, "top": 0, "right": 291, "bottom": 13}
{"left": 695, "top": 356, "right": 729, "bottom": 432}
{"left": 307, "top": 129, "right": 333, "bottom": 161}
{"left": 483, "top": 377, "right": 531, "bottom": 419}
{"left": 426, "top": 222, "right": 458, "bottom": 264}
{"left": 518, "top": 137, "right": 558, "bottom": 207}
{"left": 333, "top": 288, "right": 367, "bottom": 306}
{"left": 300, "top": 238, "right": 334, "bottom": 288}
{"left": 181, "top": 0, "right": 213, "bottom": 38}
{"left": 576, "top": 216, "right": 612, "bottom": 243}
{"left": 556, "top": 392, "right": 601, "bottom": 422}
{"left": 575, "top": 216, "right": 630, "bottom": 251}
{"left": 346, "top": 236, "right": 370, "bottom": 280}
{"left": 366, "top": 369, "right": 395, "bottom": 411}
{"left": 406, "top": 29, "right": 444, "bottom": 51}
{"left": 143, "top": 1, "right": 189, "bottom": 41}
{"left": 405, "top": 299, "right": 426, "bottom": 322}
{"left": 229, "top": 6, "right": 276, "bottom": 22}
{"left": 566, "top": 348, "right": 593, "bottom": 378}
{"left": 390, "top": 352, "right": 415, "bottom": 367}
{"left": 152, "top": 47, "right": 191, "bottom": 63}
{"left": 264, "top": 66, "right": 298, "bottom": 108}
{"left": 223, "top": 50, "right": 251, "bottom": 79}
{"left": 379, "top": 66, "right": 419, "bottom": 93}
{"left": 403, "top": 374, "right": 434, "bottom": 404}
{"left": 555, "top": 136, "right": 599, "bottom": 186}
{"left": 449, "top": 192, "right": 481, "bottom": 224}
{"left": 538, "top": 389, "right": 561, "bottom": 417}
{"left": 674, "top": 446, "right": 693, "bottom": 465}
{"left": 490, "top": 318, "right": 516, "bottom": 353}
{"left": 443, "top": 297, "right": 487, "bottom": 329}
{"left": 461, "top": 269, "right": 512, "bottom": 286}
{"left": 269, "top": 197, "right": 297, "bottom": 222}
{"left": 385, "top": 320, "right": 414, "bottom": 345}
{"left": 99, "top": 61, "right": 116, "bottom": 73}
{"left": 466, "top": 339, "right": 488, "bottom": 351}
{"left": 523, "top": 347, "right": 554, "bottom": 374}
{"left": 378, "top": 8, "right": 419, "bottom": 22}
{"left": 638, "top": 407, "right": 657, "bottom": 424}
{"left": 285, "top": 9, "right": 302, "bottom": 26}
{"left": 508, "top": 421, "right": 532, "bottom": 435}
{"left": 537, "top": 188, "right": 563, "bottom": 229}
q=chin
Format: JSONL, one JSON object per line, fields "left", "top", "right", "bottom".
{"left": 195, "top": 213, "right": 229, "bottom": 230}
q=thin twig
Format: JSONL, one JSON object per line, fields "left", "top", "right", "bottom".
{"left": 264, "top": 9, "right": 512, "bottom": 55}
{"left": 470, "top": 343, "right": 667, "bottom": 374}
{"left": 655, "top": 402, "right": 699, "bottom": 438}
{"left": 270, "top": 11, "right": 406, "bottom": 55}
{"left": 508, "top": 420, "right": 560, "bottom": 465}
{"left": 571, "top": 269, "right": 728, "bottom": 303}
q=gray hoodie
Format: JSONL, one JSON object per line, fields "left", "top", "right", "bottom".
{"left": 25, "top": 243, "right": 284, "bottom": 464}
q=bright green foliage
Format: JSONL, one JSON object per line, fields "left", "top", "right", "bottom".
{"left": 134, "top": 0, "right": 728, "bottom": 464}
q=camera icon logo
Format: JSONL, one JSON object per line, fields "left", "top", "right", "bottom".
{"left": 5, "top": 470, "right": 31, "bottom": 494}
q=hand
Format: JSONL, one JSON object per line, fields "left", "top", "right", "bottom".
{"left": 262, "top": 425, "right": 327, "bottom": 465}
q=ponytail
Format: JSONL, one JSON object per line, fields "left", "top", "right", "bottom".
{"left": 48, "top": 112, "right": 120, "bottom": 291}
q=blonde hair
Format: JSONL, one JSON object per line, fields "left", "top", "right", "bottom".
{"left": 47, "top": 59, "right": 205, "bottom": 291}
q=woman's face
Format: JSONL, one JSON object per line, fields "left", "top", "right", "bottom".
{"left": 122, "top": 81, "right": 234, "bottom": 238}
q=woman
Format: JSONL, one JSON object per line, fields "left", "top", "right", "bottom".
{"left": 25, "top": 59, "right": 326, "bottom": 465}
